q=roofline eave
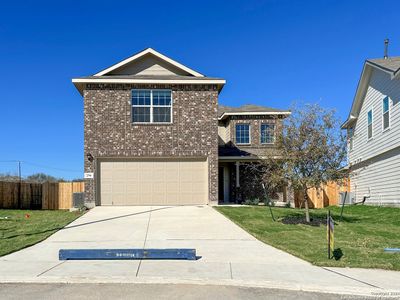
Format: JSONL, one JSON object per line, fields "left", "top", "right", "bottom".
{"left": 218, "top": 111, "right": 291, "bottom": 121}
{"left": 72, "top": 78, "right": 226, "bottom": 95}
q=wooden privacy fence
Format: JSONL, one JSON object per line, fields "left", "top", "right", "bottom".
{"left": 0, "top": 181, "right": 84, "bottom": 210}
{"left": 42, "top": 182, "right": 85, "bottom": 209}
{"left": 0, "top": 181, "right": 42, "bottom": 209}
{"left": 294, "top": 179, "right": 350, "bottom": 209}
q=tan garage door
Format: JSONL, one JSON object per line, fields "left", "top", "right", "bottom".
{"left": 99, "top": 159, "right": 208, "bottom": 205}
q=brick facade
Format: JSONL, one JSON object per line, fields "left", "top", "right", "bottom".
{"left": 223, "top": 115, "right": 283, "bottom": 157}
{"left": 84, "top": 83, "right": 219, "bottom": 206}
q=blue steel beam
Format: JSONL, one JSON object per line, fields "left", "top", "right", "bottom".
{"left": 384, "top": 248, "right": 400, "bottom": 253}
{"left": 59, "top": 248, "right": 197, "bottom": 260}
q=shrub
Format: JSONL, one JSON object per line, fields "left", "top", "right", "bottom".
{"left": 243, "top": 199, "right": 260, "bottom": 206}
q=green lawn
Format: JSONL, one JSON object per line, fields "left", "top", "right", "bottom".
{"left": 215, "top": 205, "right": 400, "bottom": 270}
{"left": 0, "top": 209, "right": 83, "bottom": 257}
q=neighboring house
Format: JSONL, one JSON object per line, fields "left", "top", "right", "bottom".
{"left": 342, "top": 56, "right": 400, "bottom": 206}
{"left": 73, "top": 48, "right": 290, "bottom": 207}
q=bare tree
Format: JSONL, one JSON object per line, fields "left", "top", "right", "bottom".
{"left": 26, "top": 173, "right": 64, "bottom": 183}
{"left": 0, "top": 173, "right": 20, "bottom": 182}
{"left": 273, "top": 103, "right": 347, "bottom": 222}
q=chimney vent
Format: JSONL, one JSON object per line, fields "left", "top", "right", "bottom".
{"left": 384, "top": 39, "right": 389, "bottom": 59}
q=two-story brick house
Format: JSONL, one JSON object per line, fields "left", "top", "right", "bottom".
{"left": 342, "top": 55, "right": 400, "bottom": 206}
{"left": 73, "top": 48, "right": 290, "bottom": 207}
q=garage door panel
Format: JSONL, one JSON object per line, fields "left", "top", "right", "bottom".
{"left": 152, "top": 192, "right": 166, "bottom": 205}
{"left": 152, "top": 182, "right": 166, "bottom": 192}
{"left": 191, "top": 195, "right": 204, "bottom": 205}
{"left": 100, "top": 159, "right": 207, "bottom": 205}
{"left": 179, "top": 170, "right": 193, "bottom": 182}
{"left": 126, "top": 183, "right": 139, "bottom": 193}
{"left": 193, "top": 182, "right": 206, "bottom": 193}
{"left": 140, "top": 182, "right": 152, "bottom": 193}
{"left": 180, "top": 182, "right": 193, "bottom": 193}
{"left": 126, "top": 170, "right": 139, "bottom": 180}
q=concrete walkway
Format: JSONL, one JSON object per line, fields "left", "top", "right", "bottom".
{"left": 0, "top": 206, "right": 399, "bottom": 297}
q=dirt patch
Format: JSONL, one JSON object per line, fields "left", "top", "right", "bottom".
{"left": 281, "top": 216, "right": 325, "bottom": 226}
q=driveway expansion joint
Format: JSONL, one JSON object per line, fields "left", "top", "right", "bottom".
{"left": 36, "top": 261, "right": 66, "bottom": 277}
{"left": 322, "top": 267, "right": 383, "bottom": 289}
{"left": 136, "top": 206, "right": 153, "bottom": 277}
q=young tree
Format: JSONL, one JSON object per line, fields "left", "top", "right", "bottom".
{"left": 275, "top": 103, "right": 347, "bottom": 222}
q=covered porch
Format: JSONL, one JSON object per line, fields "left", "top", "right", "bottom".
{"left": 218, "top": 156, "right": 290, "bottom": 205}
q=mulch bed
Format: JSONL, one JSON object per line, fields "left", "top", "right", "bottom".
{"left": 281, "top": 216, "right": 325, "bottom": 226}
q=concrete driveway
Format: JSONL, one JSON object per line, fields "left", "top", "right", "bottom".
{"left": 1, "top": 206, "right": 399, "bottom": 296}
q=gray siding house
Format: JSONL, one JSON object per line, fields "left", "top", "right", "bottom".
{"left": 342, "top": 56, "right": 400, "bottom": 206}
{"left": 73, "top": 48, "right": 290, "bottom": 207}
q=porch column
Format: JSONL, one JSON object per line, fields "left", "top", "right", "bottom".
{"left": 235, "top": 161, "right": 240, "bottom": 188}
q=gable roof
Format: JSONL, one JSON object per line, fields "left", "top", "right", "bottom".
{"left": 94, "top": 48, "right": 204, "bottom": 77}
{"left": 218, "top": 104, "right": 291, "bottom": 120}
{"left": 72, "top": 48, "right": 225, "bottom": 95}
{"left": 342, "top": 56, "right": 400, "bottom": 129}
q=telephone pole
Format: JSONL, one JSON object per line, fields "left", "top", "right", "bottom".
{"left": 17, "top": 161, "right": 22, "bottom": 209}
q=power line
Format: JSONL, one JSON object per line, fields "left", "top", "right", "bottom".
{"left": 22, "top": 161, "right": 82, "bottom": 173}
{"left": 0, "top": 160, "right": 82, "bottom": 174}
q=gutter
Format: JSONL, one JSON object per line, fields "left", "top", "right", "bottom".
{"left": 218, "top": 111, "right": 291, "bottom": 121}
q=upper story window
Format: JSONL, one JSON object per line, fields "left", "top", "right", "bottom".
{"left": 235, "top": 124, "right": 250, "bottom": 144}
{"left": 367, "top": 109, "right": 373, "bottom": 140}
{"left": 132, "top": 89, "right": 172, "bottom": 123}
{"left": 382, "top": 96, "right": 390, "bottom": 130}
{"left": 260, "top": 123, "right": 275, "bottom": 144}
{"left": 348, "top": 127, "right": 354, "bottom": 151}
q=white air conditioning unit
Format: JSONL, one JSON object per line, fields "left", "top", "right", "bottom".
{"left": 339, "top": 192, "right": 354, "bottom": 205}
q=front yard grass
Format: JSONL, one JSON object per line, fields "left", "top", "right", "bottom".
{"left": 215, "top": 205, "right": 400, "bottom": 270}
{"left": 0, "top": 209, "right": 83, "bottom": 257}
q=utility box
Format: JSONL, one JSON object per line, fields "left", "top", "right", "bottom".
{"left": 73, "top": 192, "right": 85, "bottom": 208}
{"left": 339, "top": 192, "right": 354, "bottom": 205}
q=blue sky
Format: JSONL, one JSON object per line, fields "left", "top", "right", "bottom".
{"left": 0, "top": 0, "right": 399, "bottom": 179}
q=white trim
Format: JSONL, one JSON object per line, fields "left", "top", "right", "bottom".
{"left": 365, "top": 61, "right": 394, "bottom": 77}
{"left": 367, "top": 107, "right": 373, "bottom": 141}
{"left": 366, "top": 61, "right": 400, "bottom": 80}
{"left": 342, "top": 61, "right": 399, "bottom": 129}
{"left": 382, "top": 96, "right": 391, "bottom": 132}
{"left": 348, "top": 126, "right": 354, "bottom": 152}
{"left": 219, "top": 111, "right": 290, "bottom": 120}
{"left": 94, "top": 48, "right": 204, "bottom": 77}
{"left": 341, "top": 115, "right": 357, "bottom": 129}
{"left": 72, "top": 78, "right": 225, "bottom": 85}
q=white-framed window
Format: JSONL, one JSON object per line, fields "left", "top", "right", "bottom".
{"left": 382, "top": 96, "right": 390, "bottom": 130}
{"left": 348, "top": 127, "right": 354, "bottom": 151}
{"left": 367, "top": 109, "right": 373, "bottom": 140}
{"left": 132, "top": 89, "right": 172, "bottom": 123}
{"left": 260, "top": 123, "right": 275, "bottom": 144}
{"left": 235, "top": 124, "right": 250, "bottom": 144}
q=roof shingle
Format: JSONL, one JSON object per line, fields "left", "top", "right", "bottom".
{"left": 218, "top": 104, "right": 289, "bottom": 117}
{"left": 367, "top": 56, "right": 400, "bottom": 73}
